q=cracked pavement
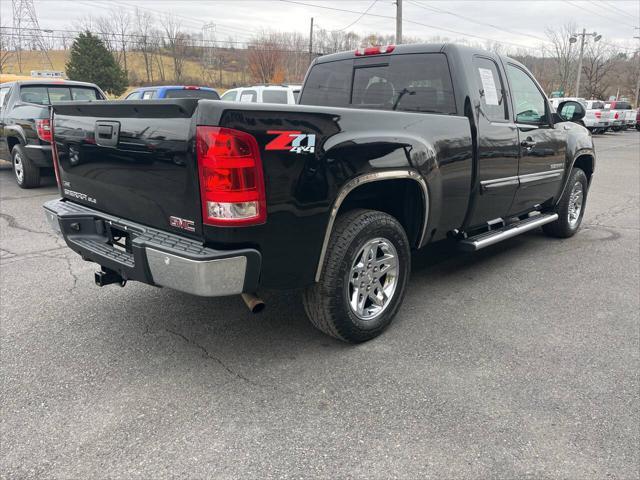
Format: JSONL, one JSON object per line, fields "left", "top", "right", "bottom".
{"left": 1, "top": 132, "right": 639, "bottom": 479}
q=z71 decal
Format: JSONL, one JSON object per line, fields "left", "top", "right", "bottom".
{"left": 266, "top": 130, "right": 316, "bottom": 154}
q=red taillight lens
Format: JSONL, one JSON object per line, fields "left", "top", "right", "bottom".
{"left": 614, "top": 112, "right": 619, "bottom": 119}
{"left": 355, "top": 45, "right": 395, "bottom": 56}
{"left": 196, "top": 126, "right": 266, "bottom": 226}
{"left": 595, "top": 111, "right": 601, "bottom": 118}
{"left": 36, "top": 119, "right": 52, "bottom": 142}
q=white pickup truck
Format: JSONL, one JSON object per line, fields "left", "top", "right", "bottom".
{"left": 549, "top": 97, "right": 609, "bottom": 133}
{"left": 604, "top": 100, "right": 634, "bottom": 131}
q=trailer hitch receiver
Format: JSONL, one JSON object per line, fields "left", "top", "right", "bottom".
{"left": 95, "top": 268, "right": 127, "bottom": 287}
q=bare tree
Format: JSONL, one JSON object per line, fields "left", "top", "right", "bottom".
{"left": 111, "top": 9, "right": 131, "bottom": 73}
{"left": 0, "top": 25, "right": 13, "bottom": 73}
{"left": 163, "top": 16, "right": 188, "bottom": 83}
{"left": 546, "top": 23, "right": 578, "bottom": 95}
{"left": 581, "top": 41, "right": 615, "bottom": 99}
{"left": 247, "top": 32, "right": 287, "bottom": 84}
{"left": 135, "top": 9, "right": 155, "bottom": 83}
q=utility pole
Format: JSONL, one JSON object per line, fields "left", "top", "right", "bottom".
{"left": 395, "top": 0, "right": 403, "bottom": 44}
{"left": 634, "top": 28, "right": 639, "bottom": 107}
{"left": 309, "top": 17, "right": 314, "bottom": 64}
{"left": 570, "top": 28, "right": 601, "bottom": 97}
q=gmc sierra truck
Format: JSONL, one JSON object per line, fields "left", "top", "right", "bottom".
{"left": 43, "top": 44, "right": 595, "bottom": 343}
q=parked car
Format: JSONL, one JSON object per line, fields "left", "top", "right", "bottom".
{"left": 548, "top": 97, "right": 609, "bottom": 133}
{"left": 604, "top": 100, "right": 633, "bottom": 131}
{"left": 0, "top": 80, "right": 106, "bottom": 188}
{"left": 220, "top": 85, "right": 300, "bottom": 104}
{"left": 636, "top": 108, "right": 640, "bottom": 131}
{"left": 44, "top": 43, "right": 594, "bottom": 343}
{"left": 124, "top": 85, "right": 220, "bottom": 100}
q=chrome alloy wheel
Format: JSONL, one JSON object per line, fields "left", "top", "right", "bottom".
{"left": 568, "top": 180, "right": 584, "bottom": 228}
{"left": 347, "top": 237, "right": 399, "bottom": 320}
{"left": 13, "top": 152, "right": 24, "bottom": 184}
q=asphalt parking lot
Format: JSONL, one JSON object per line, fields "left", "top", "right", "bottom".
{"left": 1, "top": 131, "right": 638, "bottom": 479}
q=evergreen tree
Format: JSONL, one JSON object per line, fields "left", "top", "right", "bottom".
{"left": 66, "top": 32, "right": 128, "bottom": 96}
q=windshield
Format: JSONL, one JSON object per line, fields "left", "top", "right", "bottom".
{"left": 20, "top": 85, "right": 100, "bottom": 104}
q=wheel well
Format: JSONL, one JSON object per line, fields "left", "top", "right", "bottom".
{"left": 7, "top": 136, "right": 21, "bottom": 153}
{"left": 574, "top": 154, "right": 594, "bottom": 183}
{"left": 336, "top": 178, "right": 425, "bottom": 247}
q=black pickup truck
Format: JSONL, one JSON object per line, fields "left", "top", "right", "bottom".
{"left": 0, "top": 80, "right": 107, "bottom": 188}
{"left": 43, "top": 43, "right": 595, "bottom": 343}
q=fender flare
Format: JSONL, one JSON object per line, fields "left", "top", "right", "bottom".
{"left": 314, "top": 170, "right": 429, "bottom": 282}
{"left": 5, "top": 126, "right": 27, "bottom": 150}
{"left": 557, "top": 148, "right": 595, "bottom": 203}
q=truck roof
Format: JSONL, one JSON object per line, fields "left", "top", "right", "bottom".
{"left": 314, "top": 42, "right": 508, "bottom": 64}
{"left": 0, "top": 79, "right": 101, "bottom": 88}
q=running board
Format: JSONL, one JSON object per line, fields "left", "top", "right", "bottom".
{"left": 458, "top": 213, "right": 558, "bottom": 251}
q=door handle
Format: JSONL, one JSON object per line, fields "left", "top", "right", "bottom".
{"left": 520, "top": 138, "right": 536, "bottom": 149}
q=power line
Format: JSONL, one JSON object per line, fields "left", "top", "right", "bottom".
{"left": 279, "top": 0, "right": 541, "bottom": 52}
{"left": 337, "top": 0, "right": 379, "bottom": 32}
{"left": 408, "top": 0, "right": 551, "bottom": 44}
{"left": 563, "top": 0, "right": 638, "bottom": 29}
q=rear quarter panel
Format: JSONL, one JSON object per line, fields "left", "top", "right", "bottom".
{"left": 196, "top": 101, "right": 473, "bottom": 288}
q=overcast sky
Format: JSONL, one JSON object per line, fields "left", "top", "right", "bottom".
{"left": 2, "top": 0, "right": 639, "bottom": 54}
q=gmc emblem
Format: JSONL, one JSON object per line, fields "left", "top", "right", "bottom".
{"left": 169, "top": 216, "right": 195, "bottom": 232}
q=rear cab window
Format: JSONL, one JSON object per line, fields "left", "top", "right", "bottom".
{"left": 164, "top": 89, "right": 220, "bottom": 99}
{"left": 300, "top": 53, "right": 456, "bottom": 115}
{"left": 142, "top": 91, "right": 156, "bottom": 99}
{"left": 20, "top": 85, "right": 100, "bottom": 104}
{"left": 262, "top": 90, "right": 288, "bottom": 104}
{"left": 125, "top": 90, "right": 143, "bottom": 100}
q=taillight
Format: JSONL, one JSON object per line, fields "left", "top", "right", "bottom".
{"left": 355, "top": 45, "right": 395, "bottom": 56}
{"left": 614, "top": 112, "right": 619, "bottom": 119}
{"left": 595, "top": 111, "right": 601, "bottom": 118}
{"left": 185, "top": 86, "right": 200, "bottom": 90}
{"left": 196, "top": 126, "right": 266, "bottom": 226}
{"left": 36, "top": 119, "right": 52, "bottom": 142}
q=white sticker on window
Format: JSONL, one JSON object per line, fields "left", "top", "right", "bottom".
{"left": 478, "top": 68, "right": 499, "bottom": 106}
{"left": 240, "top": 93, "right": 254, "bottom": 103}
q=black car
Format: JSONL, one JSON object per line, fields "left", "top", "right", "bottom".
{"left": 0, "top": 80, "right": 107, "bottom": 188}
{"left": 44, "top": 44, "right": 594, "bottom": 343}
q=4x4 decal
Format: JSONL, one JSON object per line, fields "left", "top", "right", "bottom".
{"left": 266, "top": 130, "right": 316, "bottom": 154}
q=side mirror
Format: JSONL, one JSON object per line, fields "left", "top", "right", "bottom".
{"left": 557, "top": 100, "right": 586, "bottom": 123}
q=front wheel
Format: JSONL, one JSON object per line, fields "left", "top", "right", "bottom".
{"left": 543, "top": 168, "right": 588, "bottom": 238}
{"left": 303, "top": 209, "right": 411, "bottom": 343}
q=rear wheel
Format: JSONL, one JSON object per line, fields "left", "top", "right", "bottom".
{"left": 12, "top": 145, "right": 40, "bottom": 188}
{"left": 543, "top": 167, "right": 588, "bottom": 238}
{"left": 303, "top": 209, "right": 411, "bottom": 343}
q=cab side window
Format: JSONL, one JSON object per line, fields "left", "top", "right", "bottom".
{"left": 473, "top": 57, "right": 508, "bottom": 121}
{"left": 0, "top": 86, "right": 11, "bottom": 108}
{"left": 507, "top": 64, "right": 548, "bottom": 125}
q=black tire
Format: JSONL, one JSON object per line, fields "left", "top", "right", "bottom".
{"left": 303, "top": 209, "right": 411, "bottom": 343}
{"left": 543, "top": 168, "right": 588, "bottom": 238}
{"left": 12, "top": 145, "right": 41, "bottom": 188}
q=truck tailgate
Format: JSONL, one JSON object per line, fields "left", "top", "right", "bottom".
{"left": 51, "top": 99, "right": 202, "bottom": 238}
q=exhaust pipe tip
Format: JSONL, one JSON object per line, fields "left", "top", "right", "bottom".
{"left": 241, "top": 293, "right": 265, "bottom": 313}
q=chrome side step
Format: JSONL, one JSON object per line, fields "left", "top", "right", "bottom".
{"left": 459, "top": 213, "right": 558, "bottom": 252}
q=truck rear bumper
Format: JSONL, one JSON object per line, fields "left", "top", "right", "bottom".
{"left": 43, "top": 199, "right": 261, "bottom": 297}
